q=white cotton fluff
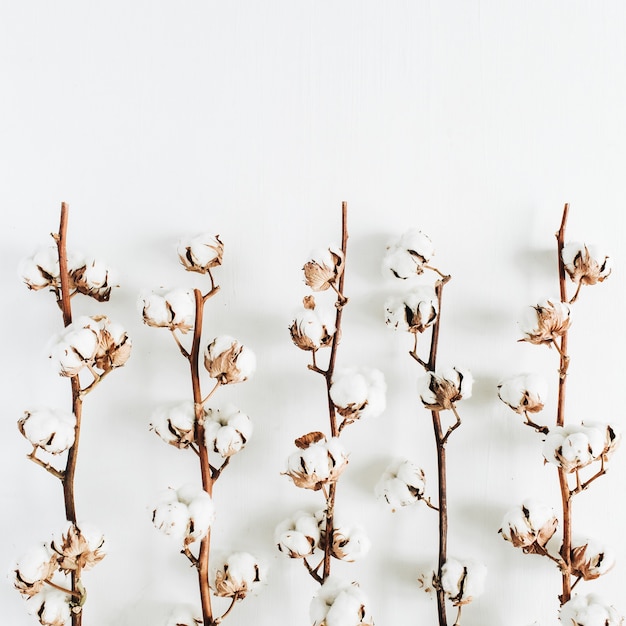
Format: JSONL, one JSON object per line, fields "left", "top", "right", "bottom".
{"left": 571, "top": 537, "right": 616, "bottom": 579}
{"left": 310, "top": 577, "right": 373, "bottom": 626}
{"left": 204, "top": 335, "right": 257, "bottom": 383}
{"left": 19, "top": 409, "right": 76, "bottom": 454}
{"left": 440, "top": 558, "right": 487, "bottom": 604}
{"left": 330, "top": 521, "right": 371, "bottom": 562}
{"left": 559, "top": 594, "right": 623, "bottom": 626}
{"left": 562, "top": 242, "right": 612, "bottom": 282}
{"left": 25, "top": 588, "right": 71, "bottom": 626}
{"left": 287, "top": 438, "right": 348, "bottom": 482}
{"left": 212, "top": 552, "right": 264, "bottom": 598}
{"left": 204, "top": 404, "right": 252, "bottom": 457}
{"left": 375, "top": 458, "right": 426, "bottom": 510}
{"left": 518, "top": 298, "right": 571, "bottom": 341}
{"left": 330, "top": 368, "right": 386, "bottom": 421}
{"left": 543, "top": 424, "right": 607, "bottom": 472}
{"left": 382, "top": 229, "right": 435, "bottom": 280}
{"left": 178, "top": 233, "right": 223, "bottom": 270}
{"left": 19, "top": 247, "right": 61, "bottom": 289}
{"left": 500, "top": 499, "right": 557, "bottom": 547}
{"left": 140, "top": 288, "right": 196, "bottom": 332}
{"left": 497, "top": 373, "right": 548, "bottom": 413}
{"left": 150, "top": 402, "right": 196, "bottom": 448}
{"left": 384, "top": 287, "right": 438, "bottom": 333}
{"left": 275, "top": 511, "right": 320, "bottom": 558}
{"left": 14, "top": 544, "right": 55, "bottom": 586}
{"left": 290, "top": 307, "right": 336, "bottom": 349}
{"left": 49, "top": 321, "right": 99, "bottom": 377}
{"left": 417, "top": 367, "right": 473, "bottom": 409}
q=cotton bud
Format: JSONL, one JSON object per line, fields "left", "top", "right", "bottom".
{"left": 519, "top": 298, "right": 571, "bottom": 346}
{"left": 542, "top": 423, "right": 613, "bottom": 473}
{"left": 165, "top": 606, "right": 202, "bottom": 626}
{"left": 384, "top": 287, "right": 438, "bottom": 333}
{"left": 562, "top": 242, "right": 612, "bottom": 289}
{"left": 25, "top": 588, "right": 71, "bottom": 626}
{"left": 140, "top": 288, "right": 196, "bottom": 333}
{"left": 71, "top": 257, "right": 115, "bottom": 301}
{"left": 50, "top": 522, "right": 106, "bottom": 573}
{"left": 150, "top": 402, "right": 196, "bottom": 449}
{"left": 310, "top": 577, "right": 374, "bottom": 626}
{"left": 152, "top": 484, "right": 215, "bottom": 545}
{"left": 49, "top": 319, "right": 99, "bottom": 376}
{"left": 178, "top": 233, "right": 224, "bottom": 274}
{"left": 303, "top": 246, "right": 344, "bottom": 292}
{"left": 289, "top": 296, "right": 336, "bottom": 351}
{"left": 498, "top": 374, "right": 548, "bottom": 414}
{"left": 204, "top": 335, "right": 256, "bottom": 384}
{"left": 320, "top": 518, "right": 371, "bottom": 562}
{"left": 90, "top": 315, "right": 132, "bottom": 372}
{"left": 383, "top": 228, "right": 435, "bottom": 280}
{"left": 275, "top": 511, "right": 321, "bottom": 558}
{"left": 375, "top": 458, "right": 426, "bottom": 511}
{"left": 19, "top": 247, "right": 61, "bottom": 291}
{"left": 284, "top": 432, "right": 348, "bottom": 491}
{"left": 212, "top": 552, "right": 264, "bottom": 599}
{"left": 14, "top": 544, "right": 57, "bottom": 597}
{"left": 570, "top": 538, "right": 615, "bottom": 580}
{"left": 18, "top": 409, "right": 76, "bottom": 455}
{"left": 204, "top": 404, "right": 253, "bottom": 458}
{"left": 499, "top": 499, "right": 558, "bottom": 553}
{"left": 417, "top": 367, "right": 473, "bottom": 411}
{"left": 559, "top": 594, "right": 623, "bottom": 626}
{"left": 439, "top": 558, "right": 487, "bottom": 606}
{"left": 330, "top": 367, "right": 386, "bottom": 426}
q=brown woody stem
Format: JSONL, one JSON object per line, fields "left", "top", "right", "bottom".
{"left": 555, "top": 203, "right": 572, "bottom": 604}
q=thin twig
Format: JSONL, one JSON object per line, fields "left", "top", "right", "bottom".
{"left": 27, "top": 450, "right": 64, "bottom": 480}
{"left": 170, "top": 330, "right": 190, "bottom": 359}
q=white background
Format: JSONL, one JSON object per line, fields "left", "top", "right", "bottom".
{"left": 2, "top": 2, "right": 626, "bottom": 625}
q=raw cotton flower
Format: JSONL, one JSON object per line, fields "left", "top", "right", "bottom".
{"left": 519, "top": 298, "right": 571, "bottom": 346}
{"left": 289, "top": 296, "right": 336, "bottom": 351}
{"left": 152, "top": 484, "right": 215, "bottom": 545}
{"left": 310, "top": 577, "right": 374, "bottom": 626}
{"left": 319, "top": 517, "right": 371, "bottom": 562}
{"left": 497, "top": 374, "right": 548, "bottom": 414}
{"left": 438, "top": 558, "right": 487, "bottom": 606}
{"left": 375, "top": 458, "right": 426, "bottom": 511}
{"left": 384, "top": 287, "right": 438, "bottom": 333}
{"left": 417, "top": 367, "right": 473, "bottom": 411}
{"left": 330, "top": 367, "right": 386, "bottom": 425}
{"left": 19, "top": 247, "right": 84, "bottom": 292}
{"left": 382, "top": 228, "right": 435, "bottom": 280}
{"left": 90, "top": 315, "right": 132, "bottom": 372}
{"left": 204, "top": 404, "right": 252, "bottom": 458}
{"left": 178, "top": 233, "right": 224, "bottom": 274}
{"left": 165, "top": 606, "right": 202, "bottom": 626}
{"left": 570, "top": 538, "right": 616, "bottom": 580}
{"left": 499, "top": 499, "right": 558, "bottom": 554}
{"left": 303, "top": 245, "right": 345, "bottom": 291}
{"left": 212, "top": 552, "right": 264, "bottom": 599}
{"left": 150, "top": 401, "right": 196, "bottom": 449}
{"left": 562, "top": 242, "right": 612, "bottom": 288}
{"left": 50, "top": 522, "right": 106, "bottom": 573}
{"left": 25, "top": 588, "right": 71, "bottom": 626}
{"left": 70, "top": 257, "right": 116, "bottom": 301}
{"left": 542, "top": 423, "right": 616, "bottom": 473}
{"left": 14, "top": 544, "right": 57, "bottom": 597}
{"left": 559, "top": 594, "right": 624, "bottom": 626}
{"left": 18, "top": 408, "right": 76, "bottom": 455}
{"left": 204, "top": 335, "right": 256, "bottom": 384}
{"left": 284, "top": 433, "right": 349, "bottom": 491}
{"left": 140, "top": 288, "right": 196, "bottom": 333}
{"left": 275, "top": 510, "right": 321, "bottom": 558}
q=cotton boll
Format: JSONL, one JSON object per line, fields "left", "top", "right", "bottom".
{"left": 559, "top": 594, "right": 623, "bottom": 626}
{"left": 19, "top": 247, "right": 61, "bottom": 291}
{"left": 562, "top": 242, "right": 612, "bottom": 288}
{"left": 571, "top": 538, "right": 616, "bottom": 580}
{"left": 204, "top": 336, "right": 256, "bottom": 384}
{"left": 440, "top": 558, "right": 486, "bottom": 605}
{"left": 327, "top": 521, "right": 371, "bottom": 562}
{"left": 150, "top": 402, "right": 196, "bottom": 449}
{"left": 178, "top": 233, "right": 224, "bottom": 274}
{"left": 289, "top": 299, "right": 336, "bottom": 351}
{"left": 418, "top": 367, "right": 473, "bottom": 411}
{"left": 303, "top": 245, "right": 344, "bottom": 291}
{"left": 543, "top": 424, "right": 610, "bottom": 472}
{"left": 500, "top": 499, "right": 558, "bottom": 552}
{"left": 140, "top": 289, "right": 196, "bottom": 333}
{"left": 204, "top": 405, "right": 253, "bottom": 458}
{"left": 497, "top": 373, "right": 548, "bottom": 414}
{"left": 51, "top": 522, "right": 106, "bottom": 573}
{"left": 382, "top": 229, "right": 435, "bottom": 280}
{"left": 18, "top": 409, "right": 76, "bottom": 454}
{"left": 330, "top": 367, "right": 386, "bottom": 425}
{"left": 25, "top": 588, "right": 71, "bottom": 626}
{"left": 71, "top": 257, "right": 115, "bottom": 301}
{"left": 275, "top": 511, "right": 320, "bottom": 558}
{"left": 212, "top": 552, "right": 264, "bottom": 599}
{"left": 310, "top": 577, "right": 373, "bottom": 626}
{"left": 375, "top": 458, "right": 426, "bottom": 511}
{"left": 49, "top": 322, "right": 100, "bottom": 377}
{"left": 519, "top": 298, "right": 571, "bottom": 346}
{"left": 13, "top": 544, "right": 57, "bottom": 597}
{"left": 384, "top": 287, "right": 438, "bottom": 333}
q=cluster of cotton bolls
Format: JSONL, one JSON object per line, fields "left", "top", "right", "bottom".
{"left": 559, "top": 594, "right": 623, "bottom": 626}
{"left": 499, "top": 499, "right": 558, "bottom": 554}
{"left": 14, "top": 522, "right": 105, "bottom": 626}
{"left": 375, "top": 458, "right": 427, "bottom": 512}
{"left": 310, "top": 578, "right": 374, "bottom": 626}
{"left": 18, "top": 408, "right": 76, "bottom": 455}
{"left": 151, "top": 484, "right": 215, "bottom": 546}
{"left": 542, "top": 423, "right": 619, "bottom": 473}
{"left": 20, "top": 246, "right": 116, "bottom": 302}
{"left": 48, "top": 314, "right": 132, "bottom": 378}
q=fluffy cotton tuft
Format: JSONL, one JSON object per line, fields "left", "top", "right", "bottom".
{"left": 559, "top": 594, "right": 623, "bottom": 626}
{"left": 303, "top": 246, "right": 344, "bottom": 292}
{"left": 500, "top": 499, "right": 558, "bottom": 553}
{"left": 204, "top": 335, "right": 256, "bottom": 384}
{"left": 375, "top": 458, "right": 426, "bottom": 511}
{"left": 289, "top": 299, "right": 336, "bottom": 351}
{"left": 570, "top": 538, "right": 616, "bottom": 580}
{"left": 497, "top": 373, "right": 548, "bottom": 414}
{"left": 417, "top": 367, "right": 473, "bottom": 411}
{"left": 25, "top": 588, "right": 72, "bottom": 626}
{"left": 439, "top": 558, "right": 487, "bottom": 606}
{"left": 275, "top": 510, "right": 321, "bottom": 558}
{"left": 18, "top": 409, "right": 76, "bottom": 454}
{"left": 330, "top": 367, "right": 386, "bottom": 425}
{"left": 150, "top": 402, "right": 196, "bottom": 449}
{"left": 519, "top": 298, "right": 571, "bottom": 346}
{"left": 212, "top": 552, "right": 264, "bottom": 599}
{"left": 382, "top": 229, "right": 435, "bottom": 280}
{"left": 384, "top": 287, "right": 438, "bottom": 333}
{"left": 204, "top": 404, "right": 253, "bottom": 457}
{"left": 562, "top": 242, "right": 612, "bottom": 289}
{"left": 178, "top": 233, "right": 224, "bottom": 274}
{"left": 50, "top": 522, "right": 106, "bottom": 574}
{"left": 310, "top": 577, "right": 374, "bottom": 626}
{"left": 322, "top": 518, "right": 371, "bottom": 562}
{"left": 14, "top": 544, "right": 57, "bottom": 597}
{"left": 140, "top": 288, "right": 196, "bottom": 333}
